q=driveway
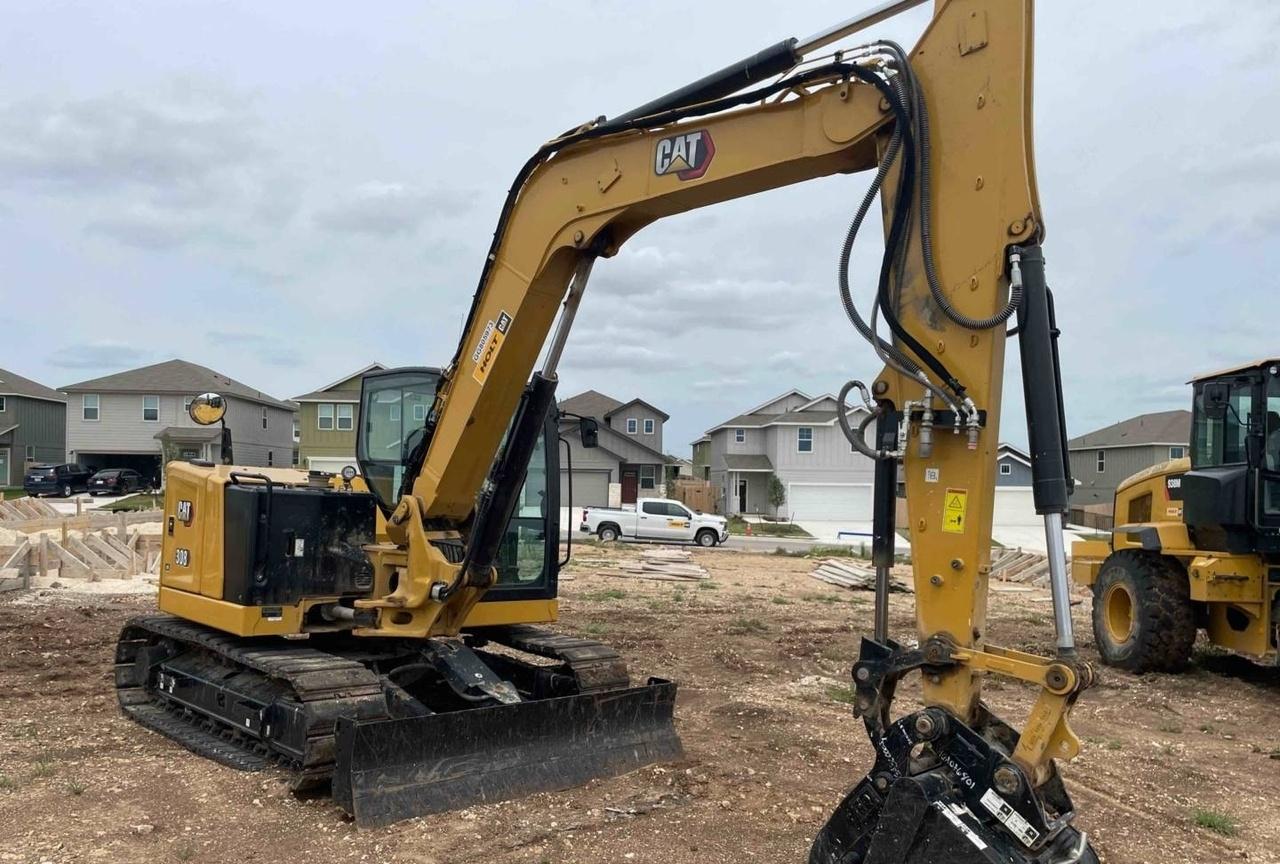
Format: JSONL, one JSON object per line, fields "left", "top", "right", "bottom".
{"left": 991, "top": 524, "right": 1091, "bottom": 555}
{"left": 45, "top": 494, "right": 133, "bottom": 515}
{"left": 792, "top": 520, "right": 911, "bottom": 553}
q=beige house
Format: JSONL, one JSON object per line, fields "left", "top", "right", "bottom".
{"left": 292, "top": 363, "right": 386, "bottom": 473}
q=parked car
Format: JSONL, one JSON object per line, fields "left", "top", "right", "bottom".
{"left": 23, "top": 463, "right": 93, "bottom": 498}
{"left": 87, "top": 468, "right": 151, "bottom": 496}
{"left": 581, "top": 498, "right": 729, "bottom": 547}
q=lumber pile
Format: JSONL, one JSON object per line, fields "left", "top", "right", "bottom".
{"left": 597, "top": 547, "right": 710, "bottom": 582}
{"left": 810, "top": 558, "right": 911, "bottom": 593}
{"left": 0, "top": 525, "right": 162, "bottom": 592}
{"left": 989, "top": 547, "right": 1062, "bottom": 584}
{"left": 0, "top": 497, "right": 61, "bottom": 521}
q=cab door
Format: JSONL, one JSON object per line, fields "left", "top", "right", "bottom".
{"left": 637, "top": 500, "right": 674, "bottom": 539}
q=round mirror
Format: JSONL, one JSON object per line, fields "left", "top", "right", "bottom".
{"left": 340, "top": 465, "right": 358, "bottom": 482}
{"left": 189, "top": 392, "right": 227, "bottom": 426}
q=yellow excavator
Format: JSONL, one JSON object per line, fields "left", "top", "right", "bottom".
{"left": 116, "top": 1, "right": 1100, "bottom": 860}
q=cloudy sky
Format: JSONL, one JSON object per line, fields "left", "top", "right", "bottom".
{"left": 3, "top": 1, "right": 1279, "bottom": 453}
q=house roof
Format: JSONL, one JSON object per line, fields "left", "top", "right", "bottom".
{"left": 707, "top": 404, "right": 867, "bottom": 434}
{"left": 741, "top": 388, "right": 810, "bottom": 416}
{"left": 606, "top": 397, "right": 670, "bottom": 421}
{"left": 1068, "top": 410, "right": 1192, "bottom": 449}
{"left": 691, "top": 435, "right": 710, "bottom": 445}
{"left": 558, "top": 389, "right": 624, "bottom": 420}
{"left": 724, "top": 454, "right": 774, "bottom": 472}
{"left": 152, "top": 425, "right": 224, "bottom": 442}
{"left": 561, "top": 418, "right": 670, "bottom": 463}
{"left": 997, "top": 442, "right": 1031, "bottom": 467}
{"left": 62, "top": 359, "right": 294, "bottom": 411}
{"left": 292, "top": 363, "right": 387, "bottom": 402}
{"left": 0, "top": 367, "right": 66, "bottom": 404}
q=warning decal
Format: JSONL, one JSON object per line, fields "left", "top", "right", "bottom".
{"left": 942, "top": 488, "right": 968, "bottom": 534}
{"left": 472, "top": 310, "right": 513, "bottom": 384}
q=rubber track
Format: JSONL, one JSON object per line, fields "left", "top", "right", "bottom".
{"left": 479, "top": 624, "right": 631, "bottom": 692}
{"left": 115, "top": 615, "right": 388, "bottom": 787}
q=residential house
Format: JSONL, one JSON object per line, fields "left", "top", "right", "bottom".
{"left": 62, "top": 359, "right": 297, "bottom": 483}
{"left": 0, "top": 368, "right": 66, "bottom": 488}
{"left": 704, "top": 389, "right": 875, "bottom": 520}
{"left": 691, "top": 436, "right": 711, "bottom": 480}
{"left": 557, "top": 390, "right": 670, "bottom": 506}
{"left": 292, "top": 363, "right": 386, "bottom": 473}
{"left": 995, "top": 442, "right": 1032, "bottom": 487}
{"left": 1067, "top": 409, "right": 1191, "bottom": 506}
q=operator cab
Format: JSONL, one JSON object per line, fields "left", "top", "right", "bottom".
{"left": 1184, "top": 358, "right": 1280, "bottom": 554}
{"left": 355, "top": 366, "right": 560, "bottom": 601}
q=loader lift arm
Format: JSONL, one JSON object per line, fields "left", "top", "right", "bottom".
{"left": 360, "top": 1, "right": 1094, "bottom": 859}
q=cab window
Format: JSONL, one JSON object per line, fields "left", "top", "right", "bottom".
{"left": 494, "top": 428, "right": 549, "bottom": 588}
{"left": 641, "top": 500, "right": 664, "bottom": 515}
{"left": 1192, "top": 379, "right": 1254, "bottom": 468}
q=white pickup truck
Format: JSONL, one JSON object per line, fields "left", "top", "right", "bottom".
{"left": 580, "top": 498, "right": 729, "bottom": 547}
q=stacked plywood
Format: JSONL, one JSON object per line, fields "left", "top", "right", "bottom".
{"left": 810, "top": 558, "right": 911, "bottom": 593}
{"left": 989, "top": 548, "right": 1059, "bottom": 584}
{"left": 596, "top": 547, "right": 710, "bottom": 582}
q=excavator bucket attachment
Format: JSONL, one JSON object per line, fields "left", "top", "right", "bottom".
{"left": 332, "top": 678, "right": 681, "bottom": 827}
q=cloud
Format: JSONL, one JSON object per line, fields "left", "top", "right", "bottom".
{"left": 48, "top": 341, "right": 156, "bottom": 371}
{"left": 207, "top": 331, "right": 303, "bottom": 367}
{"left": 312, "top": 182, "right": 471, "bottom": 236}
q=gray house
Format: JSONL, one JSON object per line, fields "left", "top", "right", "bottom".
{"left": 557, "top": 390, "right": 670, "bottom": 506}
{"left": 62, "top": 359, "right": 297, "bottom": 483}
{"left": 1068, "top": 409, "right": 1191, "bottom": 505}
{"left": 996, "top": 442, "right": 1032, "bottom": 486}
{"left": 704, "top": 389, "right": 874, "bottom": 520}
{"left": 0, "top": 368, "right": 67, "bottom": 488}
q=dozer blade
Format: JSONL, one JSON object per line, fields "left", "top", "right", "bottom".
{"left": 332, "top": 678, "right": 681, "bottom": 827}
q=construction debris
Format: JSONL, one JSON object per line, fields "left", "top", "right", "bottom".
{"left": 989, "top": 547, "right": 1060, "bottom": 584}
{"left": 591, "top": 547, "right": 710, "bottom": 582}
{"left": 810, "top": 558, "right": 911, "bottom": 593}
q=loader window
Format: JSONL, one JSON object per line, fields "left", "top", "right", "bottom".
{"left": 1263, "top": 375, "right": 1280, "bottom": 516}
{"left": 1192, "top": 379, "right": 1253, "bottom": 469}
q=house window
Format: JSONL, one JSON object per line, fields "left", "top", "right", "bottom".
{"left": 317, "top": 403, "right": 335, "bottom": 430}
{"left": 267, "top": 451, "right": 273, "bottom": 466}
{"left": 734, "top": 428, "right": 745, "bottom": 443}
{"left": 626, "top": 418, "right": 638, "bottom": 434}
{"left": 142, "top": 395, "right": 159, "bottom": 422}
{"left": 0, "top": 396, "right": 6, "bottom": 412}
{"left": 643, "top": 418, "right": 655, "bottom": 435}
{"left": 389, "top": 402, "right": 401, "bottom": 422}
{"left": 999, "top": 462, "right": 1012, "bottom": 476}
{"left": 337, "top": 403, "right": 354, "bottom": 431}
{"left": 183, "top": 396, "right": 193, "bottom": 416}
{"left": 797, "top": 427, "right": 814, "bottom": 453}
{"left": 25, "top": 445, "right": 35, "bottom": 460}
{"left": 413, "top": 403, "right": 427, "bottom": 422}
{"left": 82, "top": 394, "right": 100, "bottom": 422}
{"left": 1096, "top": 450, "right": 1105, "bottom": 473}
{"left": 640, "top": 464, "right": 656, "bottom": 489}
{"left": 261, "top": 407, "right": 268, "bottom": 430}
{"left": 292, "top": 418, "right": 300, "bottom": 442}
{"left": 1169, "top": 446, "right": 1185, "bottom": 460}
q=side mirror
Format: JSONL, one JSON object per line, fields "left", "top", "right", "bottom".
{"left": 580, "top": 417, "right": 599, "bottom": 449}
{"left": 189, "top": 392, "right": 227, "bottom": 426}
{"left": 1202, "top": 382, "right": 1229, "bottom": 420}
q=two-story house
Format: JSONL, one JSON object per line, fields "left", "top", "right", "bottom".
{"left": 705, "top": 389, "right": 874, "bottom": 520}
{"left": 62, "top": 359, "right": 297, "bottom": 483}
{"left": 557, "top": 390, "right": 670, "bottom": 507}
{"left": 1067, "top": 409, "right": 1191, "bottom": 506}
{"left": 292, "top": 363, "right": 386, "bottom": 473}
{"left": 0, "top": 367, "right": 67, "bottom": 489}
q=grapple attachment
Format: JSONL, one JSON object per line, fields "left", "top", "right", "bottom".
{"left": 809, "top": 639, "right": 1096, "bottom": 864}
{"left": 332, "top": 678, "right": 681, "bottom": 827}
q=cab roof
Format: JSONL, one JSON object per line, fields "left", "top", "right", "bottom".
{"left": 1189, "top": 358, "right": 1280, "bottom": 383}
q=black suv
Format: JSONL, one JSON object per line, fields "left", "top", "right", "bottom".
{"left": 88, "top": 468, "right": 151, "bottom": 496}
{"left": 24, "top": 463, "right": 93, "bottom": 498}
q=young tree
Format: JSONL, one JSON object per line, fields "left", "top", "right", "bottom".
{"left": 767, "top": 473, "right": 786, "bottom": 518}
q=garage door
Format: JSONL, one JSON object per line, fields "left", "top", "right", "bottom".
{"left": 787, "top": 483, "right": 873, "bottom": 521}
{"left": 307, "top": 456, "right": 360, "bottom": 474}
{"left": 993, "top": 487, "right": 1039, "bottom": 527}
{"left": 560, "top": 469, "right": 609, "bottom": 507}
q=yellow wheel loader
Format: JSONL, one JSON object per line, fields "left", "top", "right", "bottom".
{"left": 1072, "top": 359, "right": 1280, "bottom": 671}
{"left": 118, "top": 2, "right": 1104, "bottom": 860}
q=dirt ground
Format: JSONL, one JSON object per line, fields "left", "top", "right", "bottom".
{"left": 1, "top": 546, "right": 1277, "bottom": 864}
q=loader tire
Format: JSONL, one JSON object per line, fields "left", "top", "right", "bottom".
{"left": 1091, "top": 550, "right": 1194, "bottom": 673}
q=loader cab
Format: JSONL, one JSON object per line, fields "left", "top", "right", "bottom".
{"left": 355, "top": 366, "right": 560, "bottom": 601}
{"left": 1185, "top": 360, "right": 1280, "bottom": 554}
